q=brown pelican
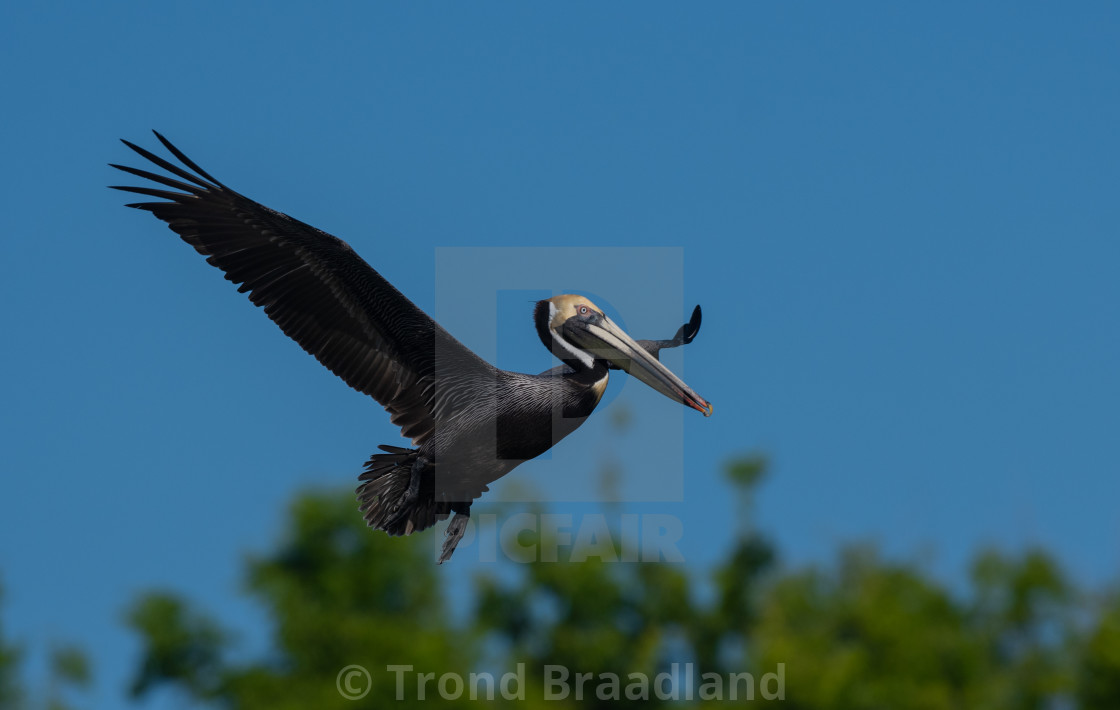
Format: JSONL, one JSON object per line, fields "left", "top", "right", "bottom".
{"left": 111, "top": 132, "right": 712, "bottom": 562}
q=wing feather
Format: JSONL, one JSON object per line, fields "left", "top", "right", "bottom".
{"left": 111, "top": 132, "right": 493, "bottom": 445}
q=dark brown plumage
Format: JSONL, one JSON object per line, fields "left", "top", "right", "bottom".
{"left": 112, "top": 132, "right": 710, "bottom": 562}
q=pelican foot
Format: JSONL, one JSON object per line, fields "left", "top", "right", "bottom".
{"left": 438, "top": 505, "right": 471, "bottom": 564}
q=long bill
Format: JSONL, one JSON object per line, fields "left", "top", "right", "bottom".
{"left": 567, "top": 315, "right": 713, "bottom": 416}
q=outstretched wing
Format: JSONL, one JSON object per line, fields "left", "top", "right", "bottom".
{"left": 634, "top": 304, "right": 702, "bottom": 361}
{"left": 111, "top": 132, "right": 492, "bottom": 445}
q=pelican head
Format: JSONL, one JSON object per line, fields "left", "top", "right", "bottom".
{"left": 534, "top": 294, "right": 713, "bottom": 416}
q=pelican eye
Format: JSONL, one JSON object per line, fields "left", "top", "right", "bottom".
{"left": 577, "top": 305, "right": 590, "bottom": 316}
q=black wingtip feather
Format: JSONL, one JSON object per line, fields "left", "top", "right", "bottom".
{"left": 109, "top": 185, "right": 192, "bottom": 201}
{"left": 682, "top": 305, "right": 702, "bottom": 344}
{"left": 109, "top": 163, "right": 207, "bottom": 195}
{"left": 117, "top": 136, "right": 217, "bottom": 191}
{"left": 152, "top": 130, "right": 225, "bottom": 187}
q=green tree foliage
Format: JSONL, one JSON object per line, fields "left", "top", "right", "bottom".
{"left": 0, "top": 581, "right": 21, "bottom": 709}
{"left": 1078, "top": 590, "right": 1120, "bottom": 709}
{"left": 473, "top": 520, "right": 697, "bottom": 707}
{"left": 125, "top": 493, "right": 476, "bottom": 708}
{"left": 751, "top": 547, "right": 1035, "bottom": 709}
{"left": 75, "top": 456, "right": 1120, "bottom": 709}
{"left": 0, "top": 578, "right": 91, "bottom": 710}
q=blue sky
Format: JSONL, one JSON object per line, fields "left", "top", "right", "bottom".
{"left": 2, "top": 2, "right": 1118, "bottom": 706}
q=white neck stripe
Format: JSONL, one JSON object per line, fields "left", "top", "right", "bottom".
{"left": 552, "top": 330, "right": 594, "bottom": 369}
{"left": 549, "top": 302, "right": 594, "bottom": 369}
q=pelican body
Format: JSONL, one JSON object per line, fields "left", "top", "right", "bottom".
{"left": 112, "top": 133, "right": 712, "bottom": 562}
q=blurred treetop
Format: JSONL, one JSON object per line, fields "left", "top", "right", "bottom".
{"left": 3, "top": 456, "right": 1118, "bottom": 709}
